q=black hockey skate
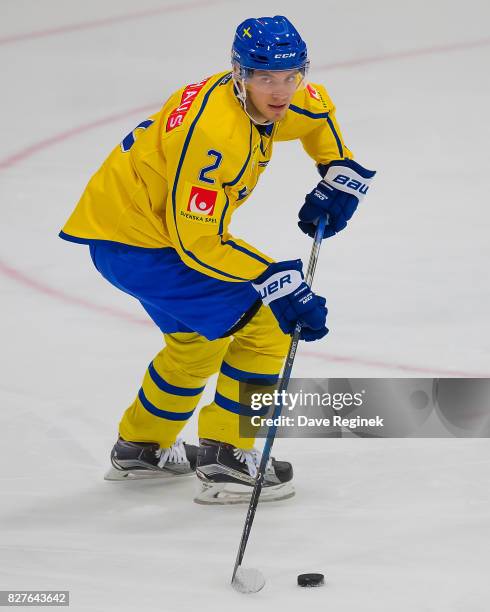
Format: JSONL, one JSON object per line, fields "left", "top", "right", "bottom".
{"left": 194, "top": 438, "right": 294, "bottom": 504}
{"left": 104, "top": 436, "right": 198, "bottom": 481}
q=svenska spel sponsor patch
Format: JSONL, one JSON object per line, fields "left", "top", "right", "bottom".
{"left": 166, "top": 78, "right": 210, "bottom": 132}
{"left": 187, "top": 185, "right": 218, "bottom": 216}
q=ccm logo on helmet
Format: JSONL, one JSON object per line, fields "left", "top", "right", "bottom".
{"left": 259, "top": 274, "right": 292, "bottom": 298}
{"left": 274, "top": 53, "right": 296, "bottom": 59}
{"left": 333, "top": 174, "right": 369, "bottom": 195}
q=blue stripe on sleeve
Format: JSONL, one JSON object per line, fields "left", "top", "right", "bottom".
{"left": 218, "top": 124, "right": 269, "bottom": 263}
{"left": 148, "top": 362, "right": 205, "bottom": 397}
{"left": 289, "top": 104, "right": 330, "bottom": 119}
{"left": 172, "top": 76, "right": 248, "bottom": 281}
{"left": 218, "top": 193, "right": 230, "bottom": 236}
{"left": 326, "top": 115, "right": 344, "bottom": 157}
{"left": 223, "top": 123, "right": 253, "bottom": 187}
{"left": 289, "top": 104, "right": 344, "bottom": 157}
{"left": 138, "top": 388, "right": 195, "bottom": 421}
{"left": 218, "top": 123, "right": 253, "bottom": 239}
{"left": 219, "top": 239, "right": 270, "bottom": 265}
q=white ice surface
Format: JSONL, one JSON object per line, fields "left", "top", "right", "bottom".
{"left": 1, "top": 1, "right": 489, "bottom": 611}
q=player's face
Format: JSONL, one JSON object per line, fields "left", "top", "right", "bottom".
{"left": 245, "top": 70, "right": 302, "bottom": 122}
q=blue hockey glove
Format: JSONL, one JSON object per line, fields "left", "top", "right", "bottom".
{"left": 252, "top": 260, "right": 328, "bottom": 342}
{"left": 298, "top": 159, "right": 376, "bottom": 239}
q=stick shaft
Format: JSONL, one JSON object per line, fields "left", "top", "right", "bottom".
{"left": 232, "top": 216, "right": 327, "bottom": 582}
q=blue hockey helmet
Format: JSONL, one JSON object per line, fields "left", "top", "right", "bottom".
{"left": 231, "top": 16, "right": 308, "bottom": 72}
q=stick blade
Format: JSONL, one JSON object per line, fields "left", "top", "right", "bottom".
{"left": 232, "top": 567, "right": 266, "bottom": 594}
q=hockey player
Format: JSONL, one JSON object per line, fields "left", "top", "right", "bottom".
{"left": 59, "top": 16, "right": 375, "bottom": 504}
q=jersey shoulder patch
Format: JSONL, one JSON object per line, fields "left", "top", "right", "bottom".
{"left": 163, "top": 71, "right": 231, "bottom": 135}
{"left": 165, "top": 77, "right": 211, "bottom": 133}
{"left": 303, "top": 82, "right": 333, "bottom": 112}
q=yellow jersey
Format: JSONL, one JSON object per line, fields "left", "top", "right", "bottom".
{"left": 60, "top": 70, "right": 352, "bottom": 282}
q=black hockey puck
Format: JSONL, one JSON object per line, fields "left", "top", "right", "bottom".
{"left": 297, "top": 573, "right": 325, "bottom": 587}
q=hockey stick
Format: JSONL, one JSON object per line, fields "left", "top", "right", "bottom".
{"left": 231, "top": 215, "right": 328, "bottom": 594}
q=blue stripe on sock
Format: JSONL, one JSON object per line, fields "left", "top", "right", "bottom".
{"left": 220, "top": 362, "right": 279, "bottom": 385}
{"left": 148, "top": 362, "right": 205, "bottom": 397}
{"left": 214, "top": 391, "right": 269, "bottom": 417}
{"left": 138, "top": 388, "right": 195, "bottom": 421}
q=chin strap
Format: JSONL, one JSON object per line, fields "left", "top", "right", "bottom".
{"left": 232, "top": 76, "right": 274, "bottom": 126}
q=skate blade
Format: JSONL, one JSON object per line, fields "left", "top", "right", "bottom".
{"left": 193, "top": 480, "right": 295, "bottom": 505}
{"left": 104, "top": 466, "right": 195, "bottom": 481}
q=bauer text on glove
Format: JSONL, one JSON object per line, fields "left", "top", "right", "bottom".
{"left": 298, "top": 159, "right": 376, "bottom": 239}
{"left": 252, "top": 260, "right": 328, "bottom": 342}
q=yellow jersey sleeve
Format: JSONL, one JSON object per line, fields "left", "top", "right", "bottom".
{"left": 275, "top": 82, "right": 353, "bottom": 165}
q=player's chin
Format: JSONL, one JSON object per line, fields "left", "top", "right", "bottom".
{"left": 265, "top": 103, "right": 289, "bottom": 119}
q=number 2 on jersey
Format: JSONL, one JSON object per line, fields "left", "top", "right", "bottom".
{"left": 199, "top": 150, "right": 223, "bottom": 184}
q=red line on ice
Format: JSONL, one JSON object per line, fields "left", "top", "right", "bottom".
{"left": 300, "top": 349, "right": 489, "bottom": 378}
{"left": 0, "top": 259, "right": 150, "bottom": 327}
{"left": 0, "top": 104, "right": 157, "bottom": 170}
{"left": 0, "top": 0, "right": 228, "bottom": 46}
{"left": 316, "top": 37, "right": 490, "bottom": 71}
